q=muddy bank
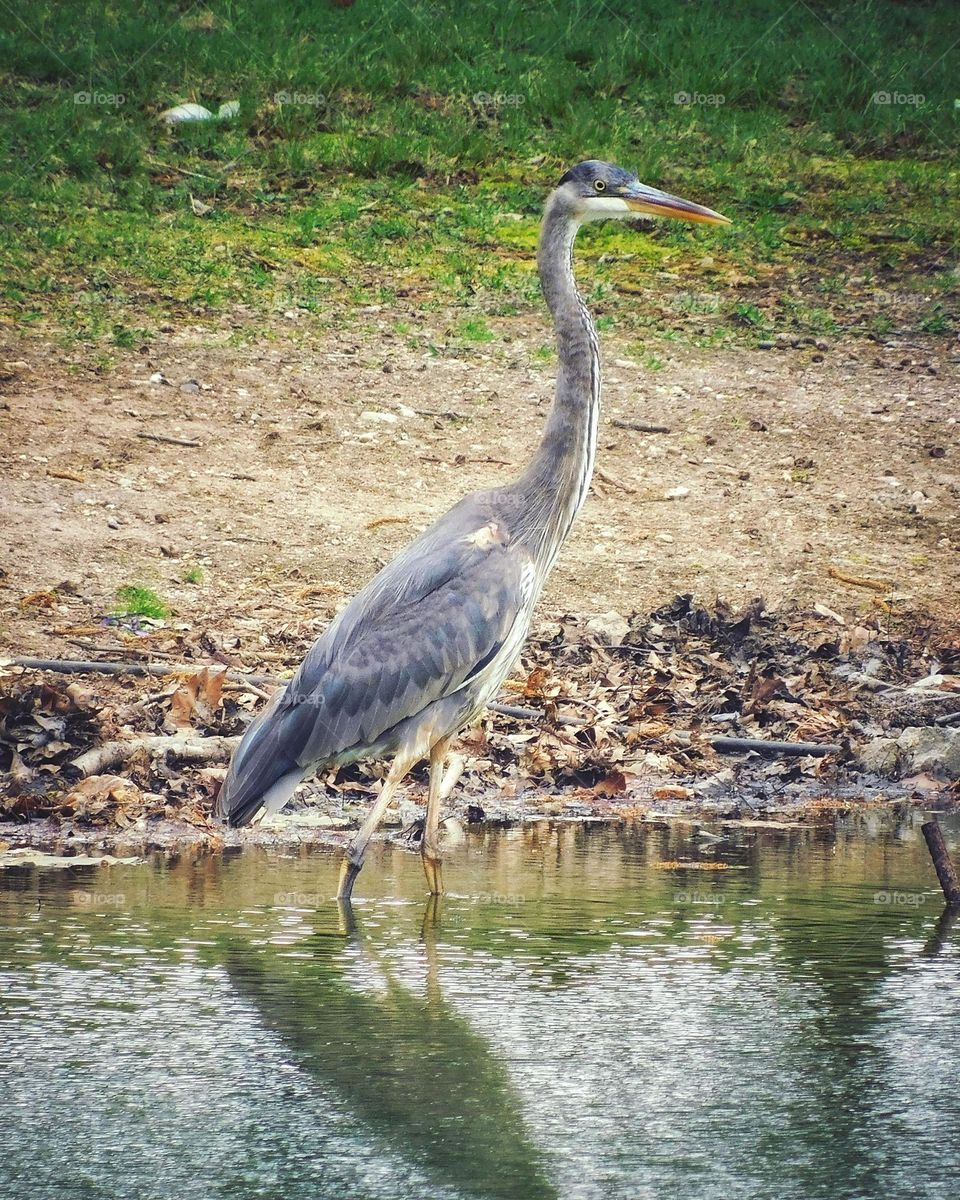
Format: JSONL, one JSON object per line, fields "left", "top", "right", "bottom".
{"left": 1, "top": 595, "right": 957, "bottom": 855}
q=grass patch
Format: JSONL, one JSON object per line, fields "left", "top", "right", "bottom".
{"left": 114, "top": 585, "right": 170, "bottom": 620}
{"left": 456, "top": 317, "right": 495, "bottom": 343}
{"left": 0, "top": 1, "right": 957, "bottom": 345}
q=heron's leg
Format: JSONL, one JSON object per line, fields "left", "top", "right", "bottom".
{"left": 439, "top": 752, "right": 466, "bottom": 802}
{"left": 337, "top": 753, "right": 416, "bottom": 901}
{"left": 422, "top": 737, "right": 453, "bottom": 895}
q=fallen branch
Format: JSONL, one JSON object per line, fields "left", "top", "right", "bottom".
{"left": 136, "top": 432, "right": 202, "bottom": 448}
{"left": 709, "top": 736, "right": 841, "bottom": 757}
{"left": 921, "top": 818, "right": 960, "bottom": 906}
{"left": 611, "top": 418, "right": 672, "bottom": 434}
{"left": 6, "top": 657, "right": 280, "bottom": 686}
{"left": 489, "top": 702, "right": 589, "bottom": 730}
{"left": 72, "top": 734, "right": 240, "bottom": 778}
{"left": 489, "top": 703, "right": 840, "bottom": 756}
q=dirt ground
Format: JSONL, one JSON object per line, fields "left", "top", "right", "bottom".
{"left": 2, "top": 314, "right": 958, "bottom": 847}
{"left": 2, "top": 314, "right": 957, "bottom": 661}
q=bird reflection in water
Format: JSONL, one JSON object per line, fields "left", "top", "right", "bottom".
{"left": 222, "top": 896, "right": 558, "bottom": 1200}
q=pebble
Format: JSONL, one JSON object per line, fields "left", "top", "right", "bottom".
{"left": 585, "top": 610, "right": 630, "bottom": 644}
{"left": 360, "top": 410, "right": 398, "bottom": 424}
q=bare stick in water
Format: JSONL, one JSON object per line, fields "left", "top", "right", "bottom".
{"left": 921, "top": 819, "right": 960, "bottom": 906}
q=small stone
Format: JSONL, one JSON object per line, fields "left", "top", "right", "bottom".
{"left": 896, "top": 726, "right": 960, "bottom": 780}
{"left": 149, "top": 371, "right": 168, "bottom": 385}
{"left": 856, "top": 738, "right": 900, "bottom": 777}
{"left": 758, "top": 340, "right": 775, "bottom": 350}
{"left": 179, "top": 380, "right": 200, "bottom": 395}
{"left": 398, "top": 800, "right": 423, "bottom": 828}
{"left": 360, "top": 410, "right": 398, "bottom": 424}
{"left": 664, "top": 486, "right": 690, "bottom": 500}
{"left": 585, "top": 610, "right": 630, "bottom": 644}
{"left": 696, "top": 767, "right": 736, "bottom": 798}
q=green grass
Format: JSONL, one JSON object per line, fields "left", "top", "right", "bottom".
{"left": 113, "top": 584, "right": 170, "bottom": 620}
{"left": 456, "top": 317, "right": 495, "bottom": 343}
{"left": 182, "top": 566, "right": 204, "bottom": 585}
{"left": 0, "top": 0, "right": 958, "bottom": 346}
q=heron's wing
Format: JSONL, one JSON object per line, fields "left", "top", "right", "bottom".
{"left": 218, "top": 497, "right": 533, "bottom": 825}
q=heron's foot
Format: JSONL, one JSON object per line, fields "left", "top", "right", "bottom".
{"left": 422, "top": 851, "right": 444, "bottom": 896}
{"left": 337, "top": 854, "right": 363, "bottom": 901}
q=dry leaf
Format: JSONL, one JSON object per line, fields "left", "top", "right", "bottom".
{"left": 169, "top": 667, "right": 226, "bottom": 729}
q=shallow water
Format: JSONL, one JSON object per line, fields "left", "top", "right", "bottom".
{"left": 1, "top": 814, "right": 958, "bottom": 1200}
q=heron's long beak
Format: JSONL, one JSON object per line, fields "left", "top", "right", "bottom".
{"left": 625, "top": 183, "right": 730, "bottom": 226}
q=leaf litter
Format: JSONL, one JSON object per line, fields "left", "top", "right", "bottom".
{"left": 0, "top": 594, "right": 957, "bottom": 849}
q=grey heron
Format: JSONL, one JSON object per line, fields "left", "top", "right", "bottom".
{"left": 217, "top": 160, "right": 729, "bottom": 899}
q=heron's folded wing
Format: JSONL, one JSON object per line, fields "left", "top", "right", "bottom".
{"left": 289, "top": 532, "right": 531, "bottom": 764}
{"left": 219, "top": 516, "right": 532, "bottom": 823}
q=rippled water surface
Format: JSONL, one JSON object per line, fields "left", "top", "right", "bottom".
{"left": 1, "top": 814, "right": 958, "bottom": 1200}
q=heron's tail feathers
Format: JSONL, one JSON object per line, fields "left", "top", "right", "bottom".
{"left": 216, "top": 690, "right": 305, "bottom": 826}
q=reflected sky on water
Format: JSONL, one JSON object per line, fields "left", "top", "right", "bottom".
{"left": 1, "top": 814, "right": 958, "bottom": 1200}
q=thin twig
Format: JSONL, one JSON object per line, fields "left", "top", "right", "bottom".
{"left": 136, "top": 432, "right": 202, "bottom": 448}
{"left": 611, "top": 418, "right": 672, "bottom": 434}
{"left": 594, "top": 465, "right": 636, "bottom": 494}
{"left": 827, "top": 565, "right": 889, "bottom": 592}
{"left": 146, "top": 156, "right": 218, "bottom": 181}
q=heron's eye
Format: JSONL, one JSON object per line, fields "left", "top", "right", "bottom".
{"left": 594, "top": 179, "right": 606, "bottom": 192}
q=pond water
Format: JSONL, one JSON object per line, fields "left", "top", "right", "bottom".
{"left": 1, "top": 814, "right": 958, "bottom": 1200}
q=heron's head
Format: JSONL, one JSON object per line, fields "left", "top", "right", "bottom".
{"left": 555, "top": 160, "right": 729, "bottom": 227}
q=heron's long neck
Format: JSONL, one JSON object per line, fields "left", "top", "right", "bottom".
{"left": 516, "top": 197, "right": 600, "bottom": 564}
